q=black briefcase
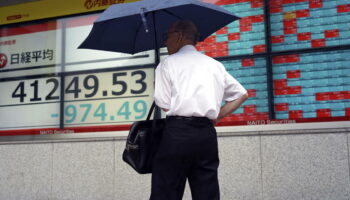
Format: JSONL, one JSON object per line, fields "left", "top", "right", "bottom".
{"left": 122, "top": 102, "right": 165, "bottom": 174}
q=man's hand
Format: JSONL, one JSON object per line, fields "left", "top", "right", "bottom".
{"left": 217, "top": 93, "right": 249, "bottom": 121}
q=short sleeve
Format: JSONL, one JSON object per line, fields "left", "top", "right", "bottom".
{"left": 154, "top": 60, "right": 172, "bottom": 109}
{"left": 223, "top": 70, "right": 247, "bottom": 102}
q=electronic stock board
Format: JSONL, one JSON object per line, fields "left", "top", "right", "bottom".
{"left": 0, "top": 0, "right": 350, "bottom": 136}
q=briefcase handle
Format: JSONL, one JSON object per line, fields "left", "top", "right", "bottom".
{"left": 145, "top": 102, "right": 163, "bottom": 133}
{"left": 146, "top": 102, "right": 156, "bottom": 121}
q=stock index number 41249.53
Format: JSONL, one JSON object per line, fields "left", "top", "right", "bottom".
{"left": 11, "top": 70, "right": 147, "bottom": 103}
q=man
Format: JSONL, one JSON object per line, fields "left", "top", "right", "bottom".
{"left": 151, "top": 20, "right": 248, "bottom": 200}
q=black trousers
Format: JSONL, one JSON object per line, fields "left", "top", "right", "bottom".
{"left": 150, "top": 116, "right": 220, "bottom": 200}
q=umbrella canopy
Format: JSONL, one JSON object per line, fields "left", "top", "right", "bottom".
{"left": 79, "top": 0, "right": 239, "bottom": 55}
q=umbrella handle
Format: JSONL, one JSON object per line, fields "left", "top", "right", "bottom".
{"left": 140, "top": 8, "right": 149, "bottom": 33}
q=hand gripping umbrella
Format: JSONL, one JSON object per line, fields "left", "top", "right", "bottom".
{"left": 78, "top": 0, "right": 239, "bottom": 61}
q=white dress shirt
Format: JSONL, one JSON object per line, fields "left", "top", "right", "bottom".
{"left": 154, "top": 45, "right": 247, "bottom": 120}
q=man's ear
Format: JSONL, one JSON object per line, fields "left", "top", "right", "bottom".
{"left": 177, "top": 32, "right": 183, "bottom": 43}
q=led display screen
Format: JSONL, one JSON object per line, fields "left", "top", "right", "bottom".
{"left": 63, "top": 68, "right": 154, "bottom": 128}
{"left": 219, "top": 57, "right": 269, "bottom": 125}
{"left": 0, "top": 1, "right": 349, "bottom": 138}
{"left": 0, "top": 75, "right": 61, "bottom": 130}
{"left": 198, "top": 0, "right": 266, "bottom": 57}
{"left": 0, "top": 16, "right": 155, "bottom": 136}
{"left": 273, "top": 50, "right": 350, "bottom": 120}
{"left": 270, "top": 0, "right": 350, "bottom": 51}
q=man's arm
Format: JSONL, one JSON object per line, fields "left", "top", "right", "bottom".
{"left": 154, "top": 61, "right": 172, "bottom": 111}
{"left": 217, "top": 93, "right": 249, "bottom": 120}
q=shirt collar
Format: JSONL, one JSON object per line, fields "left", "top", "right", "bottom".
{"left": 178, "top": 45, "right": 197, "bottom": 53}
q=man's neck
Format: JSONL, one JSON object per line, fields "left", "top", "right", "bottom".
{"left": 181, "top": 41, "right": 194, "bottom": 47}
{"left": 176, "top": 42, "right": 194, "bottom": 52}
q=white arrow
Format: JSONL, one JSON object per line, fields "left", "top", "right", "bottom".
{"left": 0, "top": 55, "right": 6, "bottom": 66}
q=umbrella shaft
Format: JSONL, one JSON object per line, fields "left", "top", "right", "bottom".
{"left": 140, "top": 8, "right": 149, "bottom": 33}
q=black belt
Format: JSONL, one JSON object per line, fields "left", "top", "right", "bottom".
{"left": 166, "top": 116, "right": 212, "bottom": 124}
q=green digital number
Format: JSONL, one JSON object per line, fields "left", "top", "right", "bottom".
{"left": 94, "top": 103, "right": 107, "bottom": 121}
{"left": 134, "top": 100, "right": 147, "bottom": 119}
{"left": 117, "top": 101, "right": 131, "bottom": 120}
{"left": 80, "top": 104, "right": 92, "bottom": 122}
{"left": 65, "top": 105, "right": 77, "bottom": 123}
